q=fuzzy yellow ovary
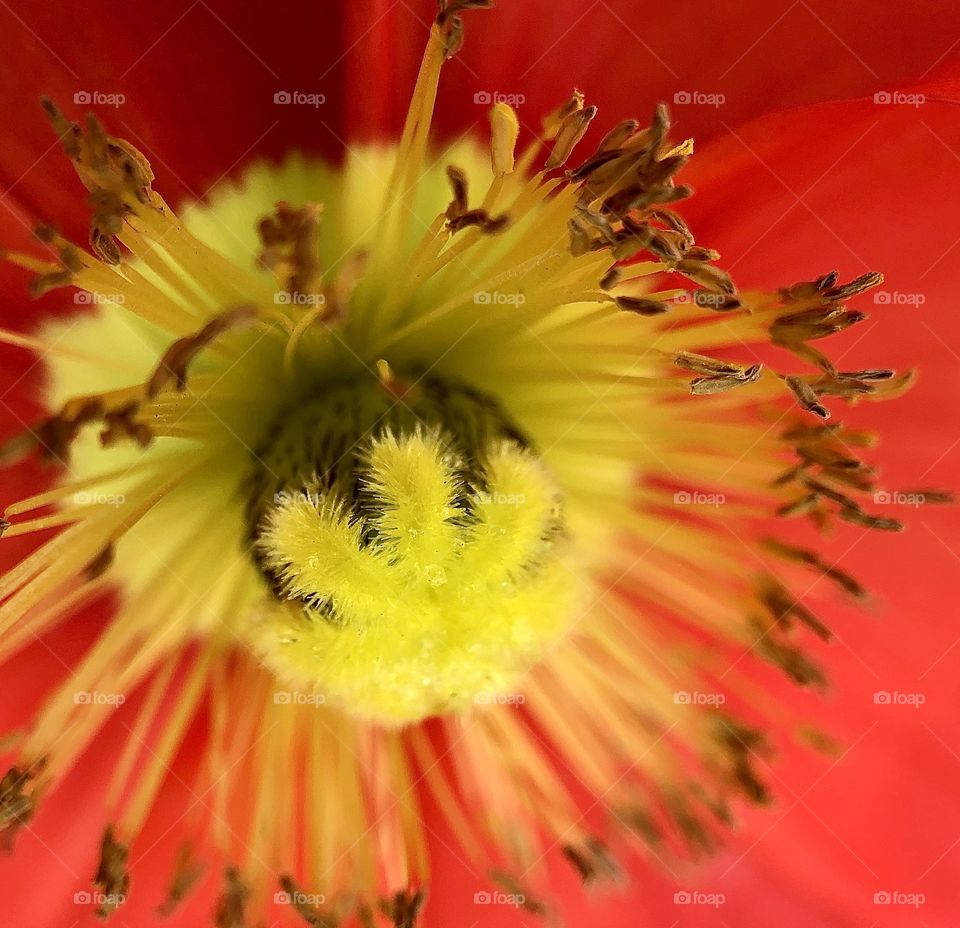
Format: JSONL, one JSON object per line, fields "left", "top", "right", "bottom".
{"left": 256, "top": 431, "right": 576, "bottom": 724}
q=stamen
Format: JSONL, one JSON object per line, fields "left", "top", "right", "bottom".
{"left": 92, "top": 825, "right": 130, "bottom": 918}
{"left": 0, "top": 759, "right": 45, "bottom": 850}
{"left": 545, "top": 104, "right": 598, "bottom": 170}
{"left": 215, "top": 867, "right": 249, "bottom": 928}
{"left": 147, "top": 305, "right": 258, "bottom": 398}
{"left": 156, "top": 846, "right": 204, "bottom": 917}
{"left": 784, "top": 375, "right": 830, "bottom": 420}
{"left": 258, "top": 201, "right": 324, "bottom": 298}
{"left": 489, "top": 102, "right": 519, "bottom": 175}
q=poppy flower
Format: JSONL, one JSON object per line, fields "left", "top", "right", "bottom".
{"left": 0, "top": 2, "right": 958, "bottom": 928}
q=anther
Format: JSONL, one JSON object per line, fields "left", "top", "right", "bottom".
{"left": 147, "top": 305, "right": 258, "bottom": 399}
{"left": 93, "top": 825, "right": 130, "bottom": 918}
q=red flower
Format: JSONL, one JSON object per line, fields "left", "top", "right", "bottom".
{"left": 0, "top": 2, "right": 958, "bottom": 927}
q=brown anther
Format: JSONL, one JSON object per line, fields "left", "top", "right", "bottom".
{"left": 650, "top": 209, "right": 694, "bottom": 244}
{"left": 93, "top": 825, "right": 129, "bottom": 918}
{"left": 801, "top": 476, "right": 857, "bottom": 507}
{"left": 761, "top": 537, "right": 866, "bottom": 598}
{"left": 618, "top": 806, "right": 662, "bottom": 845}
{"left": 837, "top": 505, "right": 903, "bottom": 532}
{"left": 378, "top": 888, "right": 425, "bottom": 928}
{"left": 779, "top": 270, "right": 840, "bottom": 302}
{"left": 258, "top": 202, "right": 323, "bottom": 298}
{"left": 824, "top": 271, "right": 884, "bottom": 302}
{"left": 647, "top": 229, "right": 687, "bottom": 262}
{"left": 278, "top": 874, "right": 333, "bottom": 927}
{"left": 797, "top": 726, "right": 844, "bottom": 757}
{"left": 444, "top": 165, "right": 469, "bottom": 221}
{"left": 156, "top": 845, "right": 204, "bottom": 917}
{"left": 795, "top": 444, "right": 866, "bottom": 472}
{"left": 435, "top": 1, "right": 492, "bottom": 57}
{"left": 838, "top": 369, "right": 895, "bottom": 382}
{"left": 902, "top": 489, "right": 953, "bottom": 505}
{"left": 43, "top": 99, "right": 156, "bottom": 264}
{"left": 441, "top": 13, "right": 465, "bottom": 57}
{"left": 569, "top": 149, "right": 622, "bottom": 181}
{"left": 751, "top": 619, "right": 826, "bottom": 686}
{"left": 561, "top": 837, "right": 620, "bottom": 885}
{"left": 0, "top": 761, "right": 45, "bottom": 850}
{"left": 215, "top": 867, "right": 249, "bottom": 928}
{"left": 758, "top": 576, "right": 831, "bottom": 640}
{"left": 667, "top": 794, "right": 715, "bottom": 854}
{"left": 575, "top": 206, "right": 618, "bottom": 244}
{"left": 100, "top": 401, "right": 151, "bottom": 450}
{"left": 599, "top": 267, "right": 621, "bottom": 291}
{"left": 435, "top": 0, "right": 492, "bottom": 25}
{"left": 446, "top": 208, "right": 509, "bottom": 234}
{"left": 84, "top": 543, "right": 116, "bottom": 581}
{"left": 147, "top": 305, "right": 258, "bottom": 400}
{"left": 688, "top": 365, "right": 762, "bottom": 395}
{"left": 543, "top": 89, "right": 585, "bottom": 140}
{"left": 598, "top": 118, "right": 640, "bottom": 152}
{"left": 646, "top": 102, "right": 671, "bottom": 151}
{"left": 674, "top": 351, "right": 755, "bottom": 378}
{"left": 684, "top": 245, "right": 720, "bottom": 263}
{"left": 35, "top": 396, "right": 106, "bottom": 463}
{"left": 811, "top": 377, "right": 877, "bottom": 398}
{"left": 615, "top": 296, "right": 670, "bottom": 316}
{"left": 546, "top": 104, "right": 597, "bottom": 170}
{"left": 489, "top": 872, "right": 547, "bottom": 915}
{"left": 777, "top": 493, "right": 820, "bottom": 518}
{"left": 714, "top": 719, "right": 771, "bottom": 804}
{"left": 675, "top": 259, "right": 736, "bottom": 295}
{"left": 784, "top": 375, "right": 830, "bottom": 420}
{"left": 569, "top": 217, "right": 593, "bottom": 257}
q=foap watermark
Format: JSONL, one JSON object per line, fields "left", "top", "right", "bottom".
{"left": 275, "top": 291, "right": 326, "bottom": 307}
{"left": 874, "top": 490, "right": 927, "bottom": 508}
{"left": 74, "top": 291, "right": 125, "bottom": 306}
{"left": 473, "top": 90, "right": 526, "bottom": 106}
{"left": 274, "top": 690, "right": 326, "bottom": 708}
{"left": 874, "top": 890, "right": 925, "bottom": 908}
{"left": 874, "top": 690, "right": 925, "bottom": 708}
{"left": 674, "top": 891, "right": 725, "bottom": 908}
{"left": 474, "top": 692, "right": 525, "bottom": 706}
{"left": 674, "top": 690, "right": 726, "bottom": 707}
{"left": 874, "top": 290, "right": 925, "bottom": 307}
{"left": 675, "top": 290, "right": 732, "bottom": 310}
{"left": 74, "top": 891, "right": 127, "bottom": 907}
{"left": 474, "top": 891, "right": 526, "bottom": 907}
{"left": 673, "top": 90, "right": 725, "bottom": 108}
{"left": 874, "top": 90, "right": 925, "bottom": 108}
{"left": 274, "top": 489, "right": 314, "bottom": 506}
{"left": 275, "top": 890, "right": 326, "bottom": 907}
{"left": 74, "top": 690, "right": 126, "bottom": 706}
{"left": 74, "top": 90, "right": 125, "bottom": 108}
{"left": 476, "top": 491, "right": 527, "bottom": 507}
{"left": 474, "top": 290, "right": 526, "bottom": 306}
{"left": 274, "top": 90, "right": 326, "bottom": 107}
{"left": 74, "top": 491, "right": 125, "bottom": 508}
{"left": 673, "top": 490, "right": 725, "bottom": 507}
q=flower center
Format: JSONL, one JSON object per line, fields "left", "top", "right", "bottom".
{"left": 246, "top": 374, "right": 577, "bottom": 725}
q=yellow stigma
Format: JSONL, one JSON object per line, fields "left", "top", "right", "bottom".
{"left": 249, "top": 381, "right": 575, "bottom": 724}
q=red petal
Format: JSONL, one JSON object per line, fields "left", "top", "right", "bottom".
{"left": 665, "top": 79, "right": 960, "bottom": 926}
{"left": 0, "top": 0, "right": 350, "bottom": 238}
{"left": 344, "top": 0, "right": 960, "bottom": 151}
